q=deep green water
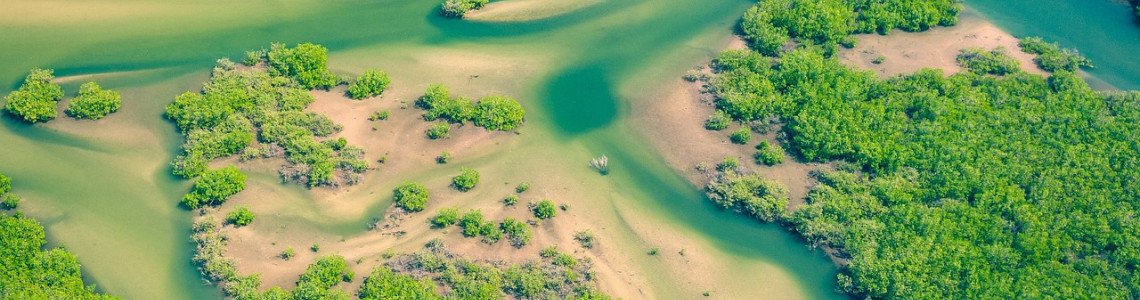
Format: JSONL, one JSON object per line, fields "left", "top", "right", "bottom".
{"left": 967, "top": 0, "right": 1140, "bottom": 90}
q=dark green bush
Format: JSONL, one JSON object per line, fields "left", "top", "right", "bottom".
{"left": 431, "top": 207, "right": 459, "bottom": 227}
{"left": 347, "top": 69, "right": 391, "bottom": 100}
{"left": 729, "top": 128, "right": 752, "bottom": 144}
{"left": 225, "top": 206, "right": 256, "bottom": 226}
{"left": 427, "top": 122, "right": 450, "bottom": 139}
{"left": 452, "top": 168, "right": 480, "bottom": 192}
{"left": 956, "top": 47, "right": 1021, "bottom": 75}
{"left": 181, "top": 166, "right": 247, "bottom": 209}
{"left": 66, "top": 82, "right": 121, "bottom": 120}
{"left": 393, "top": 182, "right": 430, "bottom": 212}
{"left": 0, "top": 213, "right": 120, "bottom": 299}
{"left": 532, "top": 199, "right": 557, "bottom": 219}
{"left": 1018, "top": 37, "right": 1094, "bottom": 72}
{"left": 754, "top": 140, "right": 784, "bottom": 166}
{"left": 3, "top": 68, "right": 63, "bottom": 123}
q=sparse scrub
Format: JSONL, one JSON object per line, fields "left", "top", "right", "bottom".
{"left": 729, "top": 127, "right": 751, "bottom": 144}
{"left": 574, "top": 230, "right": 596, "bottom": 249}
{"left": 426, "top": 122, "right": 450, "bottom": 139}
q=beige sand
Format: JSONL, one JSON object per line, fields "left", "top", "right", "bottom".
{"left": 837, "top": 16, "right": 1049, "bottom": 77}
{"left": 464, "top": 0, "right": 604, "bottom": 22}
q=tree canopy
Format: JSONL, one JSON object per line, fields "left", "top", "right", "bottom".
{"left": 3, "top": 68, "right": 63, "bottom": 123}
{"left": 393, "top": 182, "right": 429, "bottom": 212}
{"left": 347, "top": 69, "right": 391, "bottom": 100}
{"left": 709, "top": 41, "right": 1140, "bottom": 297}
{"left": 417, "top": 84, "right": 525, "bottom": 132}
{"left": 1, "top": 213, "right": 120, "bottom": 299}
{"left": 66, "top": 81, "right": 121, "bottom": 120}
{"left": 181, "top": 166, "right": 247, "bottom": 209}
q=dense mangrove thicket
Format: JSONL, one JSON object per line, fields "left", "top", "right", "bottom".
{"left": 166, "top": 43, "right": 367, "bottom": 188}
{"left": 740, "top": 0, "right": 961, "bottom": 55}
{"left": 955, "top": 47, "right": 1020, "bottom": 75}
{"left": 359, "top": 241, "right": 609, "bottom": 299}
{"left": 66, "top": 82, "right": 121, "bottom": 120}
{"left": 708, "top": 42, "right": 1140, "bottom": 298}
{"left": 3, "top": 68, "right": 63, "bottom": 123}
{"left": 1017, "top": 37, "right": 1094, "bottom": 72}
{"left": 1, "top": 213, "right": 119, "bottom": 299}
{"left": 417, "top": 84, "right": 526, "bottom": 132}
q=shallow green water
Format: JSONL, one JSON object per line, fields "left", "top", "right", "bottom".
{"left": 967, "top": 0, "right": 1140, "bottom": 90}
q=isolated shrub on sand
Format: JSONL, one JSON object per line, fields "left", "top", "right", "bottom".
{"left": 347, "top": 69, "right": 391, "bottom": 100}
{"left": 66, "top": 82, "right": 121, "bottom": 120}
{"left": 394, "top": 181, "right": 430, "bottom": 212}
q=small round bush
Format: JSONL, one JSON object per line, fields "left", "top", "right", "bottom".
{"left": 754, "top": 140, "right": 785, "bottom": 166}
{"left": 532, "top": 199, "right": 557, "bottom": 219}
{"left": 717, "top": 157, "right": 740, "bottom": 172}
{"left": 452, "top": 168, "right": 480, "bottom": 192}
{"left": 426, "top": 122, "right": 450, "bottom": 139}
{"left": 393, "top": 181, "right": 429, "bottom": 212}
{"left": 704, "top": 111, "right": 730, "bottom": 130}
{"left": 66, "top": 82, "right": 121, "bottom": 120}
{"left": 729, "top": 128, "right": 752, "bottom": 144}
{"left": 347, "top": 69, "right": 391, "bottom": 100}
{"left": 225, "top": 206, "right": 256, "bottom": 226}
{"left": 2, "top": 194, "right": 20, "bottom": 209}
{"left": 431, "top": 207, "right": 459, "bottom": 227}
{"left": 503, "top": 194, "right": 520, "bottom": 206}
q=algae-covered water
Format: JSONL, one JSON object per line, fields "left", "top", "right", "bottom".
{"left": 1, "top": 0, "right": 1135, "bottom": 299}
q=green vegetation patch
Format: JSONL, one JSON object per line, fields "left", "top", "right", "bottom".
{"left": 754, "top": 140, "right": 784, "bottom": 166}
{"left": 956, "top": 47, "right": 1021, "bottom": 75}
{"left": 264, "top": 43, "right": 338, "bottom": 90}
{"left": 181, "top": 166, "right": 247, "bottom": 209}
{"left": 1018, "top": 37, "right": 1094, "bottom": 72}
{"left": 393, "top": 181, "right": 430, "bottom": 212}
{"left": 452, "top": 167, "right": 480, "bottom": 192}
{"left": 531, "top": 199, "right": 557, "bottom": 219}
{"left": 66, "top": 82, "right": 121, "bottom": 120}
{"left": 226, "top": 206, "right": 256, "bottom": 227}
{"left": 3, "top": 68, "right": 63, "bottom": 123}
{"left": 705, "top": 171, "right": 788, "bottom": 223}
{"left": 710, "top": 40, "right": 1140, "bottom": 297}
{"left": 0, "top": 213, "right": 120, "bottom": 299}
{"left": 440, "top": 0, "right": 489, "bottom": 18}
{"left": 740, "top": 0, "right": 961, "bottom": 55}
{"left": 347, "top": 69, "right": 391, "bottom": 100}
{"left": 417, "top": 84, "right": 525, "bottom": 132}
{"left": 166, "top": 45, "right": 367, "bottom": 188}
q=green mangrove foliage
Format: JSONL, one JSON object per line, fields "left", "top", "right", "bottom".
{"left": 181, "top": 166, "right": 247, "bottom": 209}
{"left": 431, "top": 207, "right": 460, "bottom": 227}
{"left": 710, "top": 43, "right": 1140, "bottom": 297}
{"left": 705, "top": 171, "right": 788, "bottom": 223}
{"left": 166, "top": 47, "right": 367, "bottom": 187}
{"left": 0, "top": 213, "right": 119, "bottom": 299}
{"left": 358, "top": 267, "right": 441, "bottom": 300}
{"left": 754, "top": 140, "right": 784, "bottom": 166}
{"left": 740, "top": 0, "right": 961, "bottom": 55}
{"left": 347, "top": 69, "right": 391, "bottom": 100}
{"left": 263, "top": 43, "right": 339, "bottom": 90}
{"left": 226, "top": 206, "right": 256, "bottom": 227}
{"left": 452, "top": 167, "right": 480, "bottom": 192}
{"left": 393, "top": 182, "right": 430, "bottom": 212}
{"left": 417, "top": 84, "right": 525, "bottom": 131}
{"left": 0, "top": 171, "right": 16, "bottom": 209}
{"left": 956, "top": 47, "right": 1021, "bottom": 75}
{"left": 1017, "top": 37, "right": 1094, "bottom": 72}
{"left": 440, "top": 0, "right": 488, "bottom": 17}
{"left": 532, "top": 199, "right": 557, "bottom": 219}
{"left": 66, "top": 82, "right": 121, "bottom": 120}
{"left": 3, "top": 68, "right": 63, "bottom": 123}
{"left": 365, "top": 242, "right": 610, "bottom": 299}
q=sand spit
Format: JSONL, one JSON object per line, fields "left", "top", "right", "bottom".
{"left": 464, "top": 0, "right": 604, "bottom": 22}
{"left": 838, "top": 15, "right": 1048, "bottom": 77}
